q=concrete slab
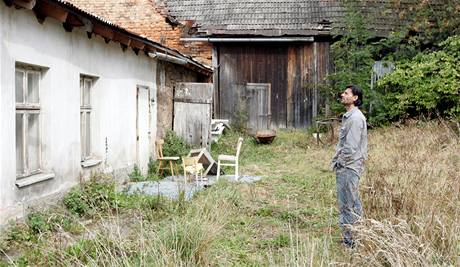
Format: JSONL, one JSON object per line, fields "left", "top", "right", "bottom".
{"left": 124, "top": 174, "right": 262, "bottom": 200}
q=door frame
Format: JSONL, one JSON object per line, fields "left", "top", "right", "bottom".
{"left": 136, "top": 85, "right": 151, "bottom": 168}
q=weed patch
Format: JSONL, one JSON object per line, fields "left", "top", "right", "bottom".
{"left": 2, "top": 122, "right": 458, "bottom": 265}
{"left": 63, "top": 175, "right": 119, "bottom": 217}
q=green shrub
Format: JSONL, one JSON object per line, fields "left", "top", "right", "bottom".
{"left": 376, "top": 35, "right": 460, "bottom": 122}
{"left": 63, "top": 187, "right": 90, "bottom": 216}
{"left": 63, "top": 176, "right": 118, "bottom": 217}
{"left": 128, "top": 164, "right": 144, "bottom": 182}
{"left": 128, "top": 161, "right": 160, "bottom": 182}
{"left": 5, "top": 224, "right": 33, "bottom": 243}
{"left": 147, "top": 157, "right": 160, "bottom": 181}
{"left": 231, "top": 100, "right": 249, "bottom": 133}
{"left": 163, "top": 130, "right": 190, "bottom": 158}
{"left": 26, "top": 212, "right": 51, "bottom": 234}
{"left": 1, "top": 210, "right": 80, "bottom": 252}
{"left": 326, "top": 3, "right": 374, "bottom": 116}
{"left": 326, "top": 1, "right": 460, "bottom": 125}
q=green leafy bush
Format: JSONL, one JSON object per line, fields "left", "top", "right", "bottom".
{"left": 326, "top": 3, "right": 374, "bottom": 116}
{"left": 128, "top": 160, "right": 160, "bottom": 182}
{"left": 231, "top": 100, "right": 249, "bottom": 133}
{"left": 376, "top": 35, "right": 460, "bottom": 122}
{"left": 163, "top": 130, "right": 190, "bottom": 158}
{"left": 128, "top": 164, "right": 144, "bottom": 182}
{"left": 5, "top": 224, "right": 33, "bottom": 243}
{"left": 147, "top": 157, "right": 161, "bottom": 181}
{"left": 326, "top": 2, "right": 460, "bottom": 125}
{"left": 63, "top": 176, "right": 118, "bottom": 217}
{"left": 26, "top": 212, "right": 51, "bottom": 234}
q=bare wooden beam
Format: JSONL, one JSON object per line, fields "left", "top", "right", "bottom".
{"left": 144, "top": 45, "right": 156, "bottom": 54}
{"left": 93, "top": 23, "right": 114, "bottom": 42}
{"left": 129, "top": 38, "right": 145, "bottom": 50}
{"left": 13, "top": 0, "right": 36, "bottom": 9}
{"left": 33, "top": 1, "right": 68, "bottom": 23}
{"left": 62, "top": 14, "right": 84, "bottom": 33}
{"left": 63, "top": 22, "right": 73, "bottom": 32}
{"left": 113, "top": 32, "right": 131, "bottom": 46}
{"left": 65, "top": 13, "right": 84, "bottom": 27}
{"left": 3, "top": 0, "right": 13, "bottom": 7}
{"left": 33, "top": 9, "right": 46, "bottom": 24}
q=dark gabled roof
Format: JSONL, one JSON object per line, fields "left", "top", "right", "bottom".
{"left": 162, "top": 0, "right": 426, "bottom": 37}
{"left": 164, "top": 0, "right": 339, "bottom": 36}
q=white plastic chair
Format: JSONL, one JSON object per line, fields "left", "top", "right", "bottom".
{"left": 216, "top": 137, "right": 243, "bottom": 181}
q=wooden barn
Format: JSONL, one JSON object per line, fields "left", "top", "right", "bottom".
{"left": 213, "top": 40, "right": 331, "bottom": 129}
{"left": 161, "top": 0, "right": 414, "bottom": 129}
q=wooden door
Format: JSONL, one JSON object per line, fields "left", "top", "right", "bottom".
{"left": 136, "top": 85, "right": 150, "bottom": 172}
{"left": 242, "top": 83, "right": 271, "bottom": 135}
{"left": 173, "top": 83, "right": 213, "bottom": 148}
{"left": 234, "top": 83, "right": 271, "bottom": 134}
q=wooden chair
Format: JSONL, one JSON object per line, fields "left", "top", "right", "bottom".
{"left": 155, "top": 139, "right": 179, "bottom": 177}
{"left": 182, "top": 156, "right": 205, "bottom": 185}
{"left": 216, "top": 137, "right": 243, "bottom": 181}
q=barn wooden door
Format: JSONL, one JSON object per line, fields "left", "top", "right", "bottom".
{"left": 173, "top": 83, "right": 213, "bottom": 148}
{"left": 241, "top": 83, "right": 271, "bottom": 135}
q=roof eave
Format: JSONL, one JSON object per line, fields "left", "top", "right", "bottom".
{"left": 5, "top": 0, "right": 212, "bottom": 75}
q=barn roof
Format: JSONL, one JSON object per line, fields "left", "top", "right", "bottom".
{"left": 161, "top": 0, "right": 429, "bottom": 37}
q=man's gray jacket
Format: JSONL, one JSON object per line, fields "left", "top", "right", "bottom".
{"left": 331, "top": 107, "right": 368, "bottom": 176}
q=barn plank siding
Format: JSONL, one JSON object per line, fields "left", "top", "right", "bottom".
{"left": 173, "top": 83, "right": 213, "bottom": 148}
{"left": 217, "top": 42, "right": 330, "bottom": 129}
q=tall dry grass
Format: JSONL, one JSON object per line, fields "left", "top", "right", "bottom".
{"left": 352, "top": 121, "right": 460, "bottom": 265}
{"left": 2, "top": 121, "right": 458, "bottom": 266}
{"left": 2, "top": 183, "right": 241, "bottom": 266}
{"left": 267, "top": 222, "right": 334, "bottom": 267}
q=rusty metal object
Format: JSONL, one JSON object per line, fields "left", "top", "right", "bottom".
{"left": 255, "top": 129, "right": 276, "bottom": 144}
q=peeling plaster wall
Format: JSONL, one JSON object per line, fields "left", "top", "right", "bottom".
{"left": 156, "top": 61, "right": 205, "bottom": 139}
{"left": 0, "top": 4, "right": 157, "bottom": 225}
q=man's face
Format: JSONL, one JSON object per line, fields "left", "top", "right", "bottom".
{"left": 341, "top": 88, "right": 357, "bottom": 106}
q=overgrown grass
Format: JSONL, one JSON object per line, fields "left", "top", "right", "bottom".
{"left": 128, "top": 158, "right": 161, "bottom": 182}
{"left": 1, "top": 121, "right": 458, "bottom": 266}
{"left": 352, "top": 121, "right": 460, "bottom": 265}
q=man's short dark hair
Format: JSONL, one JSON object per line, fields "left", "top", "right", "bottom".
{"left": 347, "top": 85, "right": 363, "bottom": 107}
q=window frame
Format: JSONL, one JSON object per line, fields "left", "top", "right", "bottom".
{"left": 15, "top": 67, "right": 42, "bottom": 178}
{"left": 80, "top": 76, "right": 93, "bottom": 162}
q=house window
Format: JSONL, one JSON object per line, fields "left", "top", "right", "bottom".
{"left": 15, "top": 67, "right": 41, "bottom": 178}
{"left": 80, "top": 76, "right": 93, "bottom": 161}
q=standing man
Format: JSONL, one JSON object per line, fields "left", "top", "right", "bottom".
{"left": 331, "top": 85, "right": 368, "bottom": 248}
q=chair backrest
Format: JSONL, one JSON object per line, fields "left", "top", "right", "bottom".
{"left": 236, "top": 137, "right": 244, "bottom": 158}
{"left": 182, "top": 156, "right": 199, "bottom": 171}
{"left": 155, "top": 139, "right": 164, "bottom": 158}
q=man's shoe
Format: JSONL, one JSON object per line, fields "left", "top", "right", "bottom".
{"left": 341, "top": 239, "right": 355, "bottom": 249}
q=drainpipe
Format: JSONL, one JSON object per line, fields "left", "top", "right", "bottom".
{"left": 148, "top": 52, "right": 188, "bottom": 65}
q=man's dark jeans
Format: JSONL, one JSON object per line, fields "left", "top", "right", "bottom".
{"left": 336, "top": 167, "right": 363, "bottom": 245}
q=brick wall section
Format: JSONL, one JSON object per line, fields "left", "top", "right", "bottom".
{"left": 67, "top": 0, "right": 212, "bottom": 66}
{"left": 156, "top": 61, "right": 209, "bottom": 138}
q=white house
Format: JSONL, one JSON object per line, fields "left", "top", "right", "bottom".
{"left": 0, "top": 0, "right": 211, "bottom": 226}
